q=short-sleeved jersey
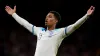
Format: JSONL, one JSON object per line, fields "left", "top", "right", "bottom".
{"left": 32, "top": 25, "right": 68, "bottom": 56}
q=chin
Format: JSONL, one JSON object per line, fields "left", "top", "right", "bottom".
{"left": 45, "top": 24, "right": 49, "bottom": 27}
{"left": 45, "top": 24, "right": 47, "bottom": 26}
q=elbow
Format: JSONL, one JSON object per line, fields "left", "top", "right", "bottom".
{"left": 73, "top": 25, "right": 81, "bottom": 30}
{"left": 73, "top": 23, "right": 81, "bottom": 30}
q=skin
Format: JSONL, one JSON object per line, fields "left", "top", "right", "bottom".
{"left": 45, "top": 13, "right": 58, "bottom": 30}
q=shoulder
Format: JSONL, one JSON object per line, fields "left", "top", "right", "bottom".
{"left": 40, "top": 27, "right": 46, "bottom": 31}
{"left": 54, "top": 28, "right": 65, "bottom": 32}
{"left": 33, "top": 26, "right": 46, "bottom": 32}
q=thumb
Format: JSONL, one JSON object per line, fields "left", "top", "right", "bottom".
{"left": 14, "top": 5, "right": 16, "bottom": 11}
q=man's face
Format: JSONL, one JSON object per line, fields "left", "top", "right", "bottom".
{"left": 45, "top": 13, "right": 58, "bottom": 27}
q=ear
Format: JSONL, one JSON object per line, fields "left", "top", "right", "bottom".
{"left": 55, "top": 19, "right": 58, "bottom": 24}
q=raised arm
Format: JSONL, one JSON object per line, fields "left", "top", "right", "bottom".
{"left": 5, "top": 5, "right": 33, "bottom": 33}
{"left": 66, "top": 6, "right": 95, "bottom": 35}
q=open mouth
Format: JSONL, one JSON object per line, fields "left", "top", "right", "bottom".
{"left": 45, "top": 22, "right": 47, "bottom": 24}
{"left": 45, "top": 21, "right": 48, "bottom": 25}
{"left": 45, "top": 20, "right": 48, "bottom": 23}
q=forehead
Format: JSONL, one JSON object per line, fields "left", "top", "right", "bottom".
{"left": 47, "top": 13, "right": 54, "bottom": 16}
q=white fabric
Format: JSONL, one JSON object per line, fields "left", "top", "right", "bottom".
{"left": 33, "top": 26, "right": 67, "bottom": 56}
{"left": 12, "top": 13, "right": 89, "bottom": 56}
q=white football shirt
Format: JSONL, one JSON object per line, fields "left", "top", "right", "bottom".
{"left": 12, "top": 13, "right": 89, "bottom": 56}
{"left": 32, "top": 26, "right": 68, "bottom": 56}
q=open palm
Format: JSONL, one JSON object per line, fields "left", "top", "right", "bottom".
{"left": 5, "top": 6, "right": 16, "bottom": 15}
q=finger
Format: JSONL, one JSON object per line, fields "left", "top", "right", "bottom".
{"left": 5, "top": 8, "right": 9, "bottom": 12}
{"left": 5, "top": 6, "right": 8, "bottom": 9}
{"left": 5, "top": 9, "right": 8, "bottom": 12}
{"left": 92, "top": 7, "right": 95, "bottom": 10}
{"left": 5, "top": 6, "right": 10, "bottom": 10}
{"left": 90, "top": 6, "right": 93, "bottom": 8}
{"left": 14, "top": 5, "right": 16, "bottom": 10}
{"left": 5, "top": 6, "right": 9, "bottom": 10}
{"left": 91, "top": 6, "right": 95, "bottom": 10}
{"left": 14, "top": 5, "right": 16, "bottom": 9}
{"left": 5, "top": 6, "right": 12, "bottom": 10}
{"left": 91, "top": 7, "right": 95, "bottom": 13}
{"left": 90, "top": 6, "right": 94, "bottom": 10}
{"left": 7, "top": 6, "right": 12, "bottom": 10}
{"left": 91, "top": 7, "right": 95, "bottom": 12}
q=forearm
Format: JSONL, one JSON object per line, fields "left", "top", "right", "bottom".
{"left": 12, "top": 13, "right": 29, "bottom": 25}
{"left": 66, "top": 6, "right": 95, "bottom": 35}
{"left": 66, "top": 14, "right": 90, "bottom": 35}
{"left": 12, "top": 13, "right": 33, "bottom": 32}
{"left": 73, "top": 14, "right": 90, "bottom": 29}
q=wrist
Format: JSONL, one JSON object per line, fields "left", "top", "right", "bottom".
{"left": 12, "top": 12, "right": 16, "bottom": 15}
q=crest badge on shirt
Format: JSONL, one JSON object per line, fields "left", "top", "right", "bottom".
{"left": 48, "top": 31, "right": 54, "bottom": 37}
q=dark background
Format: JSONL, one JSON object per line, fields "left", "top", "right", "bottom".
{"left": 0, "top": 0, "right": 100, "bottom": 56}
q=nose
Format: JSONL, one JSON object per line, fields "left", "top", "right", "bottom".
{"left": 45, "top": 18, "right": 48, "bottom": 22}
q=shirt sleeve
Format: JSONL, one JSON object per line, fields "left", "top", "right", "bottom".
{"left": 64, "top": 14, "right": 90, "bottom": 36}
{"left": 12, "top": 13, "right": 33, "bottom": 33}
{"left": 58, "top": 27, "right": 68, "bottom": 38}
{"left": 59, "top": 25, "right": 76, "bottom": 39}
{"left": 32, "top": 25, "right": 42, "bottom": 36}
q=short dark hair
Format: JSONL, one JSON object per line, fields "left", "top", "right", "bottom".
{"left": 49, "top": 11, "right": 61, "bottom": 23}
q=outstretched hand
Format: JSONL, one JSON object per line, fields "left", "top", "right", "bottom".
{"left": 5, "top": 5, "right": 16, "bottom": 15}
{"left": 87, "top": 6, "right": 95, "bottom": 15}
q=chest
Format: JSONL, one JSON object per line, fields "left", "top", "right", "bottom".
{"left": 37, "top": 31, "right": 62, "bottom": 40}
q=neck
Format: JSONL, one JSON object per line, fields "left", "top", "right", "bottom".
{"left": 47, "top": 25, "right": 56, "bottom": 31}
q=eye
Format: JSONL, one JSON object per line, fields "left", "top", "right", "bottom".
{"left": 49, "top": 15, "right": 52, "bottom": 18}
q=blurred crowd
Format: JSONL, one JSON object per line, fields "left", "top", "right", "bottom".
{"left": 4, "top": 28, "right": 100, "bottom": 56}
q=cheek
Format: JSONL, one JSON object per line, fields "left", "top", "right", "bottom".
{"left": 48, "top": 18, "right": 55, "bottom": 24}
{"left": 49, "top": 19, "right": 55, "bottom": 23}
